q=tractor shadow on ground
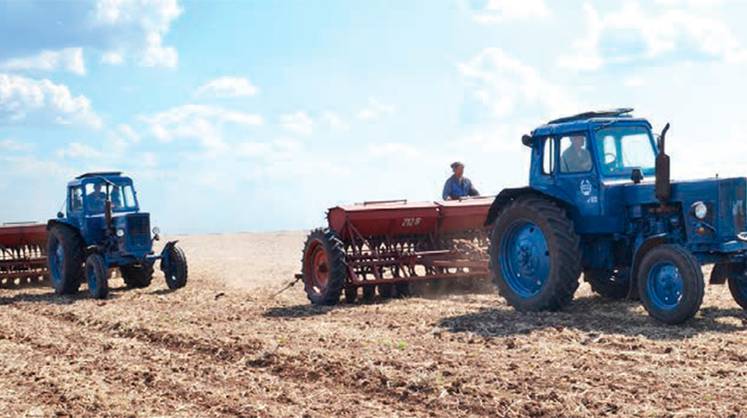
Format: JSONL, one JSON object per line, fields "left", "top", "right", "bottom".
{"left": 0, "top": 284, "right": 135, "bottom": 306}
{"left": 437, "top": 295, "right": 747, "bottom": 341}
{"left": 263, "top": 298, "right": 396, "bottom": 319}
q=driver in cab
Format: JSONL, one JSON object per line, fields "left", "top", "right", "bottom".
{"left": 561, "top": 135, "right": 592, "bottom": 172}
{"left": 87, "top": 183, "right": 107, "bottom": 212}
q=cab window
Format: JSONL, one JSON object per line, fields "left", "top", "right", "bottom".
{"left": 69, "top": 187, "right": 83, "bottom": 212}
{"left": 559, "top": 135, "right": 593, "bottom": 173}
{"left": 542, "top": 137, "right": 555, "bottom": 175}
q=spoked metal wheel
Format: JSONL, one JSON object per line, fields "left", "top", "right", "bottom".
{"left": 301, "top": 228, "right": 347, "bottom": 305}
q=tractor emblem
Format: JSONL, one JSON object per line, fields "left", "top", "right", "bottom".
{"left": 580, "top": 179, "right": 593, "bottom": 197}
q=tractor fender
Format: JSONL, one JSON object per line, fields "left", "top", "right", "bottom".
{"left": 159, "top": 240, "right": 180, "bottom": 272}
{"left": 46, "top": 219, "right": 85, "bottom": 246}
{"left": 630, "top": 233, "right": 669, "bottom": 285}
{"left": 484, "top": 187, "right": 566, "bottom": 226}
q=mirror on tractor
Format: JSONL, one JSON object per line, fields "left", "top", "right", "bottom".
{"left": 521, "top": 134, "right": 533, "bottom": 147}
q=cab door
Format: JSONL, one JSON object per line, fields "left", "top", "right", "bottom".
{"left": 554, "top": 133, "right": 603, "bottom": 229}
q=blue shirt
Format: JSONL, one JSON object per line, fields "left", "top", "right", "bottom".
{"left": 442, "top": 175, "right": 479, "bottom": 200}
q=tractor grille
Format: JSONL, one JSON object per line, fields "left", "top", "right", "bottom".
{"left": 126, "top": 214, "right": 151, "bottom": 250}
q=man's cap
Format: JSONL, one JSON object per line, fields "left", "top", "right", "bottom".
{"left": 450, "top": 161, "right": 464, "bottom": 169}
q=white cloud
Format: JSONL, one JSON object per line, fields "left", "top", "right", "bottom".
{"left": 459, "top": 48, "right": 579, "bottom": 120}
{"left": 357, "top": 98, "right": 395, "bottom": 121}
{"left": 559, "top": 2, "right": 747, "bottom": 71}
{"left": 93, "top": 0, "right": 183, "bottom": 68}
{"left": 0, "top": 139, "right": 31, "bottom": 152}
{"left": 57, "top": 142, "right": 104, "bottom": 159}
{"left": 141, "top": 104, "right": 263, "bottom": 152}
{"left": 471, "top": 0, "right": 550, "bottom": 24}
{"left": 280, "top": 111, "right": 314, "bottom": 135}
{"left": 101, "top": 50, "right": 125, "bottom": 65}
{"left": 195, "top": 76, "right": 258, "bottom": 98}
{"left": 367, "top": 142, "right": 418, "bottom": 158}
{"left": 0, "top": 73, "right": 102, "bottom": 128}
{"left": 0, "top": 48, "right": 86, "bottom": 76}
{"left": 321, "top": 111, "right": 348, "bottom": 130}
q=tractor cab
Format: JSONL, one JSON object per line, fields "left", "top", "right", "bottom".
{"left": 523, "top": 109, "right": 659, "bottom": 234}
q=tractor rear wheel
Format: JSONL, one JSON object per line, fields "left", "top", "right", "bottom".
{"left": 489, "top": 195, "right": 581, "bottom": 311}
{"left": 638, "top": 244, "right": 704, "bottom": 324}
{"left": 121, "top": 263, "right": 154, "bottom": 288}
{"left": 302, "top": 228, "right": 347, "bottom": 305}
{"left": 585, "top": 268, "right": 635, "bottom": 300}
{"left": 163, "top": 245, "right": 188, "bottom": 290}
{"left": 85, "top": 253, "right": 109, "bottom": 299}
{"left": 47, "top": 225, "right": 84, "bottom": 295}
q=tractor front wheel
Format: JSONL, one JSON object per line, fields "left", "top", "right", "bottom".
{"left": 121, "top": 263, "right": 154, "bottom": 288}
{"left": 85, "top": 253, "right": 109, "bottom": 299}
{"left": 638, "top": 245, "right": 704, "bottom": 324}
{"left": 163, "top": 245, "right": 188, "bottom": 290}
{"left": 47, "top": 225, "right": 84, "bottom": 295}
{"left": 301, "top": 228, "right": 347, "bottom": 305}
{"left": 727, "top": 269, "right": 747, "bottom": 310}
{"left": 489, "top": 195, "right": 582, "bottom": 311}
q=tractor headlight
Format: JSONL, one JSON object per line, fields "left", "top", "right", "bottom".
{"left": 692, "top": 201, "right": 708, "bottom": 220}
{"left": 116, "top": 228, "right": 125, "bottom": 238}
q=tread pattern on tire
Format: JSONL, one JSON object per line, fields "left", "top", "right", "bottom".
{"left": 165, "top": 246, "right": 188, "bottom": 289}
{"left": 489, "top": 195, "right": 582, "bottom": 311}
{"left": 86, "top": 253, "right": 109, "bottom": 299}
{"left": 301, "top": 228, "right": 347, "bottom": 305}
{"left": 47, "top": 224, "right": 85, "bottom": 295}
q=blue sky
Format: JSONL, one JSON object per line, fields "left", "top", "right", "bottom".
{"left": 2, "top": 0, "right": 747, "bottom": 234}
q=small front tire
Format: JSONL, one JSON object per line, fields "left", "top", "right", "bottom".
{"left": 85, "top": 254, "right": 109, "bottom": 299}
{"left": 727, "top": 269, "right": 747, "bottom": 310}
{"left": 163, "top": 245, "right": 188, "bottom": 290}
{"left": 638, "top": 245, "right": 704, "bottom": 325}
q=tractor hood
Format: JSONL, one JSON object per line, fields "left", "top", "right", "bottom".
{"left": 619, "top": 177, "right": 747, "bottom": 243}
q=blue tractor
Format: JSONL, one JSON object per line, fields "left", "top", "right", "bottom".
{"left": 486, "top": 109, "right": 747, "bottom": 324}
{"left": 46, "top": 172, "right": 188, "bottom": 299}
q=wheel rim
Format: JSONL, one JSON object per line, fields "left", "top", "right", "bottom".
{"left": 500, "top": 221, "right": 550, "bottom": 298}
{"left": 86, "top": 262, "right": 98, "bottom": 295}
{"left": 306, "top": 241, "right": 329, "bottom": 294}
{"left": 646, "top": 262, "right": 684, "bottom": 310}
{"left": 50, "top": 240, "right": 64, "bottom": 285}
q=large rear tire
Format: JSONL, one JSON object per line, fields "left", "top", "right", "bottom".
{"left": 301, "top": 228, "right": 347, "bottom": 305}
{"left": 47, "top": 225, "right": 84, "bottom": 295}
{"left": 121, "top": 264, "right": 154, "bottom": 288}
{"left": 489, "top": 195, "right": 581, "bottom": 311}
{"left": 638, "top": 244, "right": 704, "bottom": 325}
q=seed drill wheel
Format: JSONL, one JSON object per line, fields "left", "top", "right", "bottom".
{"left": 302, "top": 228, "right": 347, "bottom": 305}
{"left": 489, "top": 195, "right": 581, "bottom": 311}
{"left": 47, "top": 225, "right": 84, "bottom": 295}
{"left": 638, "top": 244, "right": 704, "bottom": 324}
{"left": 85, "top": 253, "right": 109, "bottom": 299}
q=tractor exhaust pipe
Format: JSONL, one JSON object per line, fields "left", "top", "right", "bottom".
{"left": 655, "top": 123, "right": 671, "bottom": 203}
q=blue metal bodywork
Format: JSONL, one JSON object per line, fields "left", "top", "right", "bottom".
{"left": 496, "top": 112, "right": 747, "bottom": 277}
{"left": 48, "top": 172, "right": 172, "bottom": 269}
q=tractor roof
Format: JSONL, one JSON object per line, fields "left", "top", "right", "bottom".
{"left": 531, "top": 108, "right": 652, "bottom": 137}
{"left": 68, "top": 172, "right": 131, "bottom": 187}
{"left": 76, "top": 171, "right": 123, "bottom": 179}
